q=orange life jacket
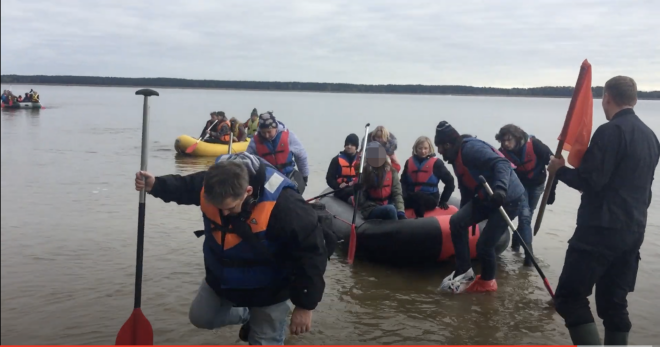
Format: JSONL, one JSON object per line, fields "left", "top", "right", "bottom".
{"left": 336, "top": 152, "right": 357, "bottom": 184}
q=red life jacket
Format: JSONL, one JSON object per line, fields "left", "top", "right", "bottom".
{"left": 336, "top": 153, "right": 357, "bottom": 184}
{"left": 366, "top": 169, "right": 393, "bottom": 205}
{"left": 254, "top": 129, "right": 295, "bottom": 174}
{"left": 453, "top": 138, "right": 516, "bottom": 200}
{"left": 405, "top": 156, "right": 439, "bottom": 193}
{"left": 218, "top": 120, "right": 231, "bottom": 142}
{"left": 501, "top": 138, "right": 540, "bottom": 179}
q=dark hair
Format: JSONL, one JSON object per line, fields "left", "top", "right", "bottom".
{"left": 604, "top": 76, "right": 637, "bottom": 107}
{"left": 203, "top": 161, "right": 249, "bottom": 205}
{"left": 495, "top": 124, "right": 525, "bottom": 143}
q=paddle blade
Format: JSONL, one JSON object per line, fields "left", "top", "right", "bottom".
{"left": 347, "top": 224, "right": 357, "bottom": 264}
{"left": 115, "top": 308, "right": 153, "bottom": 345}
{"left": 185, "top": 142, "right": 199, "bottom": 154}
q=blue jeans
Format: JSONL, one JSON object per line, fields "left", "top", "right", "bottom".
{"left": 449, "top": 196, "right": 522, "bottom": 281}
{"left": 367, "top": 204, "right": 398, "bottom": 220}
{"left": 188, "top": 280, "right": 291, "bottom": 345}
{"left": 511, "top": 183, "right": 545, "bottom": 259}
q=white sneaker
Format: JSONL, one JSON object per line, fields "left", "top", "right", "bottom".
{"left": 439, "top": 268, "right": 476, "bottom": 293}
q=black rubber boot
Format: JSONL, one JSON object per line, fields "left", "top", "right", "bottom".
{"left": 568, "top": 323, "right": 601, "bottom": 345}
{"left": 239, "top": 321, "right": 250, "bottom": 342}
{"left": 604, "top": 330, "right": 629, "bottom": 345}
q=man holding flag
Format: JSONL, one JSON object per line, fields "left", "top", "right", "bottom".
{"left": 549, "top": 75, "right": 659, "bottom": 345}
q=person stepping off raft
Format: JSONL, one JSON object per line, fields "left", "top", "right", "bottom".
{"left": 495, "top": 124, "right": 553, "bottom": 267}
{"left": 401, "top": 136, "right": 456, "bottom": 218}
{"left": 133, "top": 152, "right": 332, "bottom": 345}
{"left": 435, "top": 121, "right": 526, "bottom": 293}
{"left": 246, "top": 111, "right": 310, "bottom": 194}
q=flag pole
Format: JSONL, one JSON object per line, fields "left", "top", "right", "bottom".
{"left": 533, "top": 59, "right": 591, "bottom": 236}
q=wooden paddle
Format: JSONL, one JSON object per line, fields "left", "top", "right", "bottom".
{"left": 115, "top": 88, "right": 159, "bottom": 345}
{"left": 185, "top": 119, "right": 218, "bottom": 154}
{"left": 348, "top": 123, "right": 370, "bottom": 264}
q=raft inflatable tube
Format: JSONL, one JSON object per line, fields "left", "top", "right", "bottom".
{"left": 174, "top": 134, "right": 251, "bottom": 157}
{"left": 1, "top": 102, "right": 42, "bottom": 109}
{"left": 317, "top": 188, "right": 510, "bottom": 265}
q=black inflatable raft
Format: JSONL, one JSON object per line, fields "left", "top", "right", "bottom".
{"left": 315, "top": 188, "right": 510, "bottom": 265}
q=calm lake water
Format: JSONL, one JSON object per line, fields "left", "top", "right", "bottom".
{"left": 1, "top": 84, "right": 659, "bottom": 345}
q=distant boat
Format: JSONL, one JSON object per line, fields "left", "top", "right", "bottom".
{"left": 1, "top": 101, "right": 43, "bottom": 109}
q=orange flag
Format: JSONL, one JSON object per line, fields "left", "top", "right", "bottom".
{"left": 558, "top": 59, "right": 593, "bottom": 167}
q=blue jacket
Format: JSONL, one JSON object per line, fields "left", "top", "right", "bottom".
{"left": 453, "top": 137, "right": 525, "bottom": 207}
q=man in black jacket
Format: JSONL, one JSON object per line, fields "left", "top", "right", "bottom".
{"left": 495, "top": 124, "right": 553, "bottom": 266}
{"left": 134, "top": 152, "right": 328, "bottom": 345}
{"left": 549, "top": 76, "right": 660, "bottom": 345}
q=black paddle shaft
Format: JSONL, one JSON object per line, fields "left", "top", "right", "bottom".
{"left": 134, "top": 89, "right": 158, "bottom": 309}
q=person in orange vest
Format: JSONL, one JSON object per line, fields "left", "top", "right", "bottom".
{"left": 246, "top": 112, "right": 309, "bottom": 194}
{"left": 354, "top": 141, "right": 406, "bottom": 221}
{"left": 133, "top": 152, "right": 332, "bottom": 344}
{"left": 205, "top": 111, "right": 232, "bottom": 144}
{"left": 325, "top": 134, "right": 361, "bottom": 202}
{"left": 364, "top": 126, "right": 401, "bottom": 172}
{"left": 435, "top": 121, "right": 525, "bottom": 293}
{"left": 495, "top": 124, "right": 553, "bottom": 266}
{"left": 401, "top": 136, "right": 455, "bottom": 218}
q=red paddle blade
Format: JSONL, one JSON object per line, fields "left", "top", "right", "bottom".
{"left": 116, "top": 308, "right": 153, "bottom": 345}
{"left": 347, "top": 225, "right": 357, "bottom": 264}
{"left": 185, "top": 142, "right": 199, "bottom": 154}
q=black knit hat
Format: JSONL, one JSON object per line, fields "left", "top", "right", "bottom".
{"left": 251, "top": 108, "right": 258, "bottom": 117}
{"left": 434, "top": 121, "right": 460, "bottom": 146}
{"left": 344, "top": 133, "right": 359, "bottom": 147}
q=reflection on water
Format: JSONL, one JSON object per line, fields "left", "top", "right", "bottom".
{"left": 174, "top": 153, "right": 217, "bottom": 174}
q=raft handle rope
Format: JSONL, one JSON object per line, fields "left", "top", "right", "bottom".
{"left": 478, "top": 175, "right": 555, "bottom": 299}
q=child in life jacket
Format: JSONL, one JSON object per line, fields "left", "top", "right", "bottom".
{"left": 365, "top": 126, "right": 401, "bottom": 172}
{"left": 354, "top": 141, "right": 406, "bottom": 221}
{"left": 401, "top": 136, "right": 456, "bottom": 218}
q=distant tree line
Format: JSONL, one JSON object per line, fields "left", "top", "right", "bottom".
{"left": 1, "top": 74, "right": 658, "bottom": 99}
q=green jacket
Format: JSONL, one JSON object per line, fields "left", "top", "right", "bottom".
{"left": 357, "top": 168, "right": 404, "bottom": 218}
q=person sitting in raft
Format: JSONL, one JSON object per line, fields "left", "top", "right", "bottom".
{"left": 230, "top": 117, "right": 248, "bottom": 142}
{"left": 200, "top": 112, "right": 219, "bottom": 139}
{"left": 30, "top": 89, "right": 39, "bottom": 102}
{"left": 495, "top": 124, "right": 553, "bottom": 267}
{"left": 401, "top": 136, "right": 456, "bottom": 218}
{"left": 354, "top": 141, "right": 406, "bottom": 221}
{"left": 325, "top": 133, "right": 361, "bottom": 202}
{"left": 133, "top": 152, "right": 330, "bottom": 344}
{"left": 204, "top": 111, "right": 232, "bottom": 144}
{"left": 364, "top": 125, "right": 401, "bottom": 172}
{"left": 435, "top": 121, "right": 525, "bottom": 293}
{"left": 246, "top": 111, "right": 310, "bottom": 194}
{"left": 244, "top": 108, "right": 259, "bottom": 138}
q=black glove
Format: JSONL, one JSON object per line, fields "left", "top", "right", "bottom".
{"left": 488, "top": 189, "right": 506, "bottom": 209}
{"left": 302, "top": 176, "right": 308, "bottom": 185}
{"left": 397, "top": 211, "right": 407, "bottom": 220}
{"left": 438, "top": 201, "right": 449, "bottom": 210}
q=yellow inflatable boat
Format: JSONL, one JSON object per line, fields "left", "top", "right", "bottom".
{"left": 174, "top": 135, "right": 251, "bottom": 157}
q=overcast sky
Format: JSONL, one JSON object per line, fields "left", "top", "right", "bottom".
{"left": 1, "top": 0, "right": 658, "bottom": 90}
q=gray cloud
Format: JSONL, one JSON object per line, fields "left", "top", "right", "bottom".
{"left": 1, "top": 0, "right": 658, "bottom": 89}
